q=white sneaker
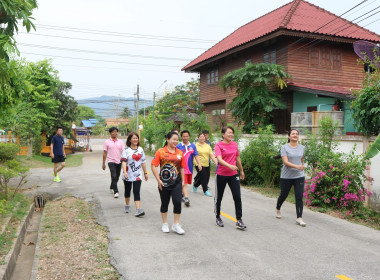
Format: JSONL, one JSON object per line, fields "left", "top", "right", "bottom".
{"left": 296, "top": 218, "right": 307, "bottom": 227}
{"left": 114, "top": 192, "right": 119, "bottom": 198}
{"left": 171, "top": 223, "right": 185, "bottom": 235}
{"left": 162, "top": 223, "right": 169, "bottom": 233}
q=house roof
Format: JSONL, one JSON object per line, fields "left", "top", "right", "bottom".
{"left": 183, "top": 0, "right": 380, "bottom": 71}
{"left": 81, "top": 119, "right": 99, "bottom": 128}
{"left": 287, "top": 82, "right": 356, "bottom": 99}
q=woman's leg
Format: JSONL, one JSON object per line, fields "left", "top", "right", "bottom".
{"left": 201, "top": 166, "right": 210, "bottom": 193}
{"left": 159, "top": 187, "right": 170, "bottom": 223}
{"left": 214, "top": 174, "right": 228, "bottom": 218}
{"left": 172, "top": 184, "right": 182, "bottom": 217}
{"left": 294, "top": 177, "right": 305, "bottom": 218}
{"left": 276, "top": 178, "right": 293, "bottom": 210}
{"left": 132, "top": 180, "right": 142, "bottom": 209}
{"left": 124, "top": 180, "right": 132, "bottom": 206}
{"left": 227, "top": 175, "right": 243, "bottom": 220}
{"left": 193, "top": 166, "right": 201, "bottom": 188}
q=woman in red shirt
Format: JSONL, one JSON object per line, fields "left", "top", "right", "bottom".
{"left": 151, "top": 131, "right": 186, "bottom": 235}
{"left": 214, "top": 126, "right": 247, "bottom": 230}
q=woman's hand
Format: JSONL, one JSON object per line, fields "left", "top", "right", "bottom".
{"left": 157, "top": 180, "right": 164, "bottom": 191}
{"left": 297, "top": 165, "right": 305, "bottom": 171}
{"left": 144, "top": 173, "right": 148, "bottom": 181}
{"left": 229, "top": 164, "right": 238, "bottom": 171}
{"left": 198, "top": 165, "right": 202, "bottom": 171}
{"left": 240, "top": 171, "right": 245, "bottom": 181}
{"left": 123, "top": 171, "right": 128, "bottom": 180}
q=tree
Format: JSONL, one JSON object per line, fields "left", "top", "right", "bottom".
{"left": 119, "top": 106, "right": 132, "bottom": 118}
{"left": 76, "top": 105, "right": 97, "bottom": 125}
{"left": 155, "top": 78, "right": 202, "bottom": 119}
{"left": 219, "top": 63, "right": 291, "bottom": 133}
{"left": 0, "top": 0, "right": 37, "bottom": 111}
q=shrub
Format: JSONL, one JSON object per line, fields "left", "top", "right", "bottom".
{"left": 240, "top": 125, "right": 283, "bottom": 187}
{"left": 0, "top": 143, "right": 19, "bottom": 161}
{"left": 302, "top": 115, "right": 372, "bottom": 213}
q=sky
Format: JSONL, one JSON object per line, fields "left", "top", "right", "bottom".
{"left": 14, "top": 0, "right": 380, "bottom": 103}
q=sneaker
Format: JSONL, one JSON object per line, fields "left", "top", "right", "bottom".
{"left": 54, "top": 176, "right": 61, "bottom": 183}
{"left": 296, "top": 219, "right": 307, "bottom": 227}
{"left": 171, "top": 223, "right": 185, "bottom": 235}
{"left": 216, "top": 217, "right": 224, "bottom": 227}
{"left": 236, "top": 219, "right": 247, "bottom": 230}
{"left": 56, "top": 174, "right": 60, "bottom": 181}
{"left": 110, "top": 189, "right": 114, "bottom": 194}
{"left": 193, "top": 186, "right": 197, "bottom": 193}
{"left": 135, "top": 208, "right": 145, "bottom": 217}
{"left": 276, "top": 210, "right": 282, "bottom": 219}
{"left": 204, "top": 190, "right": 212, "bottom": 197}
{"left": 124, "top": 205, "right": 130, "bottom": 213}
{"left": 184, "top": 197, "right": 190, "bottom": 207}
{"left": 162, "top": 223, "right": 169, "bottom": 233}
{"left": 181, "top": 196, "right": 185, "bottom": 202}
{"left": 114, "top": 192, "right": 119, "bottom": 198}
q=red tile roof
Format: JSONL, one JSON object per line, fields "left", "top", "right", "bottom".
{"left": 183, "top": 0, "right": 380, "bottom": 71}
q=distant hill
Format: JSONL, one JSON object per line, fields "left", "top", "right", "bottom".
{"left": 76, "top": 95, "right": 153, "bottom": 119}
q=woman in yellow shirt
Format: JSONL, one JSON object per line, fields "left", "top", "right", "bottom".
{"left": 193, "top": 132, "right": 218, "bottom": 196}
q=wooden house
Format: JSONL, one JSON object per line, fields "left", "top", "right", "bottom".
{"left": 182, "top": 0, "right": 380, "bottom": 133}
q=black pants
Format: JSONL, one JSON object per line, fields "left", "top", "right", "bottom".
{"left": 108, "top": 162, "right": 121, "bottom": 193}
{"left": 159, "top": 182, "right": 182, "bottom": 214}
{"left": 276, "top": 177, "right": 305, "bottom": 218}
{"left": 214, "top": 174, "right": 242, "bottom": 220}
{"left": 124, "top": 180, "right": 142, "bottom": 201}
{"left": 193, "top": 166, "right": 210, "bottom": 193}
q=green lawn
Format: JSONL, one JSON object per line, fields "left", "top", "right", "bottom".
{"left": 18, "top": 154, "right": 83, "bottom": 168}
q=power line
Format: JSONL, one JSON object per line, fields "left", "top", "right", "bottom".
{"left": 35, "top": 24, "right": 217, "bottom": 43}
{"left": 18, "top": 32, "right": 208, "bottom": 50}
{"left": 19, "top": 43, "right": 191, "bottom": 61}
{"left": 21, "top": 52, "right": 183, "bottom": 67}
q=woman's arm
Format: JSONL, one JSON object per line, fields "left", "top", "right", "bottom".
{"left": 122, "top": 161, "right": 128, "bottom": 180}
{"left": 151, "top": 164, "right": 164, "bottom": 190}
{"left": 236, "top": 156, "right": 245, "bottom": 180}
{"left": 180, "top": 167, "right": 185, "bottom": 188}
{"left": 210, "top": 153, "right": 218, "bottom": 165}
{"left": 195, "top": 155, "right": 202, "bottom": 171}
{"left": 142, "top": 162, "right": 148, "bottom": 181}
{"left": 216, "top": 155, "right": 238, "bottom": 171}
{"left": 282, "top": 156, "right": 304, "bottom": 171}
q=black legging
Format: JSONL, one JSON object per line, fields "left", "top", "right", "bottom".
{"left": 214, "top": 174, "right": 242, "bottom": 220}
{"left": 159, "top": 182, "right": 182, "bottom": 214}
{"left": 193, "top": 166, "right": 210, "bottom": 193}
{"left": 108, "top": 162, "right": 121, "bottom": 193}
{"left": 276, "top": 177, "right": 305, "bottom": 218}
{"left": 124, "top": 180, "right": 142, "bottom": 201}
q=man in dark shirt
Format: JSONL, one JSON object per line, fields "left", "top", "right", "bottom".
{"left": 50, "top": 127, "right": 66, "bottom": 182}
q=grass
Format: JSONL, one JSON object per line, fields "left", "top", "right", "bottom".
{"left": 0, "top": 193, "right": 32, "bottom": 263}
{"left": 37, "top": 197, "right": 119, "bottom": 279}
{"left": 246, "top": 184, "right": 296, "bottom": 204}
{"left": 17, "top": 154, "right": 83, "bottom": 168}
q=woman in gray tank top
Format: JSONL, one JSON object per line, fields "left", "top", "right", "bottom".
{"left": 276, "top": 129, "right": 307, "bottom": 227}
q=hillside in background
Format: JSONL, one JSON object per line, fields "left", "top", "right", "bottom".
{"left": 77, "top": 95, "right": 153, "bottom": 119}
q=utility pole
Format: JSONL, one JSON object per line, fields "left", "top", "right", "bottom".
{"left": 152, "top": 92, "right": 156, "bottom": 120}
{"left": 143, "top": 100, "right": 146, "bottom": 119}
{"left": 136, "top": 84, "right": 139, "bottom": 132}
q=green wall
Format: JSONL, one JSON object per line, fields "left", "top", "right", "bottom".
{"left": 292, "top": 91, "right": 357, "bottom": 133}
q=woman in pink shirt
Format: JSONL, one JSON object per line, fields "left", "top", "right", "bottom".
{"left": 214, "top": 126, "right": 247, "bottom": 230}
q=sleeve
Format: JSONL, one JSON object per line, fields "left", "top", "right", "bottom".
{"left": 193, "top": 144, "right": 199, "bottom": 156}
{"left": 121, "top": 148, "right": 127, "bottom": 162}
{"left": 280, "top": 145, "right": 287, "bottom": 157}
{"left": 151, "top": 149, "right": 161, "bottom": 167}
{"left": 103, "top": 141, "right": 108, "bottom": 151}
{"left": 214, "top": 143, "right": 221, "bottom": 157}
{"left": 141, "top": 148, "right": 146, "bottom": 163}
{"left": 51, "top": 136, "right": 56, "bottom": 146}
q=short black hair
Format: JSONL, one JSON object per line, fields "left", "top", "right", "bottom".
{"left": 57, "top": 127, "right": 63, "bottom": 130}
{"left": 202, "top": 130, "right": 209, "bottom": 134}
{"left": 180, "top": 130, "right": 190, "bottom": 137}
{"left": 109, "top": 126, "right": 119, "bottom": 133}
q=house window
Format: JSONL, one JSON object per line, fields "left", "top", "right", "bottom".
{"left": 207, "top": 68, "right": 219, "bottom": 85}
{"left": 264, "top": 47, "right": 276, "bottom": 64}
{"left": 212, "top": 109, "right": 225, "bottom": 116}
{"left": 309, "top": 46, "right": 342, "bottom": 70}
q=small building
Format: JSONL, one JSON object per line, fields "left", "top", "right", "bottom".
{"left": 81, "top": 119, "right": 99, "bottom": 129}
{"left": 182, "top": 0, "right": 380, "bottom": 133}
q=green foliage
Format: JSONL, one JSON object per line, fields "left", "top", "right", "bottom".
{"left": 142, "top": 114, "right": 174, "bottom": 151}
{"left": 302, "top": 116, "right": 371, "bottom": 213}
{"left": 0, "top": 143, "right": 19, "bottom": 161}
{"left": 119, "top": 106, "right": 132, "bottom": 118}
{"left": 220, "top": 63, "right": 291, "bottom": 132}
{"left": 179, "top": 111, "right": 212, "bottom": 142}
{"left": 155, "top": 78, "right": 202, "bottom": 119}
{"left": 365, "top": 134, "right": 380, "bottom": 159}
{"left": 76, "top": 105, "right": 97, "bottom": 125}
{"left": 240, "top": 125, "right": 283, "bottom": 187}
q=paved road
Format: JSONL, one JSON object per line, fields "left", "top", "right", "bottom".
{"left": 26, "top": 150, "right": 380, "bottom": 280}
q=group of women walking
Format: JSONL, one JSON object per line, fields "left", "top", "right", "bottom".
{"left": 107, "top": 126, "right": 307, "bottom": 235}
